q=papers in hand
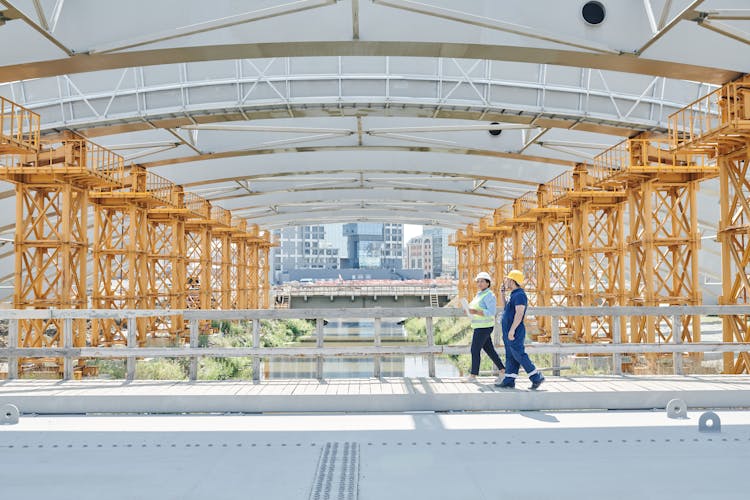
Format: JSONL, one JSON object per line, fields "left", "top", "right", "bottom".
{"left": 461, "top": 298, "right": 472, "bottom": 317}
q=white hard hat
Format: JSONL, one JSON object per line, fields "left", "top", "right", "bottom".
{"left": 475, "top": 271, "right": 492, "bottom": 282}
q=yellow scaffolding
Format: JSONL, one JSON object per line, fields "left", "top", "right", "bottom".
{"left": 671, "top": 75, "right": 750, "bottom": 373}
{"left": 0, "top": 119, "right": 122, "bottom": 376}
{"left": 147, "top": 185, "right": 188, "bottom": 342}
{"left": 89, "top": 165, "right": 175, "bottom": 346}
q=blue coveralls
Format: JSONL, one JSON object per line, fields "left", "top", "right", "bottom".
{"left": 499, "top": 287, "right": 542, "bottom": 386}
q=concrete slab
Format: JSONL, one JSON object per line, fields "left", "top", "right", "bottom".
{"left": 1, "top": 375, "right": 750, "bottom": 414}
{"left": 1, "top": 411, "right": 749, "bottom": 499}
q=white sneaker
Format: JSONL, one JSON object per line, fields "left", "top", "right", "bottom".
{"left": 461, "top": 375, "right": 478, "bottom": 383}
{"left": 494, "top": 371, "right": 506, "bottom": 384}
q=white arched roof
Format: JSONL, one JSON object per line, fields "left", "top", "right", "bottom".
{"left": 0, "top": 0, "right": 745, "bottom": 297}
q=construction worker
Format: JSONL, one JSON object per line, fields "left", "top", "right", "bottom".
{"left": 464, "top": 271, "right": 505, "bottom": 382}
{"left": 495, "top": 269, "right": 544, "bottom": 390}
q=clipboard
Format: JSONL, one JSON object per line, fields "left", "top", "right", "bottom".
{"left": 461, "top": 298, "right": 472, "bottom": 317}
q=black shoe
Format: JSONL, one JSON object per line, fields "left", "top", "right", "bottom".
{"left": 495, "top": 379, "right": 515, "bottom": 388}
{"left": 529, "top": 376, "right": 545, "bottom": 390}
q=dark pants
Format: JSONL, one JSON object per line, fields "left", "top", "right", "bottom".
{"left": 470, "top": 327, "right": 505, "bottom": 375}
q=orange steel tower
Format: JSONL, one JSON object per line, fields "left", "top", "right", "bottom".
{"left": 492, "top": 206, "right": 514, "bottom": 290}
{"left": 209, "top": 205, "right": 233, "bottom": 310}
{"left": 184, "top": 197, "right": 215, "bottom": 332}
{"left": 0, "top": 104, "right": 123, "bottom": 375}
{"left": 592, "top": 137, "right": 716, "bottom": 359}
{"left": 258, "top": 229, "right": 274, "bottom": 309}
{"left": 509, "top": 195, "right": 539, "bottom": 334}
{"left": 232, "top": 219, "right": 258, "bottom": 309}
{"left": 246, "top": 224, "right": 261, "bottom": 309}
{"left": 671, "top": 75, "right": 750, "bottom": 373}
{"left": 89, "top": 165, "right": 176, "bottom": 346}
{"left": 147, "top": 184, "right": 188, "bottom": 341}
{"left": 477, "top": 216, "right": 497, "bottom": 294}
{"left": 464, "top": 225, "right": 480, "bottom": 293}
{"left": 449, "top": 229, "right": 470, "bottom": 301}
{"left": 531, "top": 183, "right": 574, "bottom": 342}
{"left": 567, "top": 162, "right": 628, "bottom": 344}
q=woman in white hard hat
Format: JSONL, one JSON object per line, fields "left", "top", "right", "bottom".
{"left": 495, "top": 269, "right": 544, "bottom": 390}
{"left": 464, "top": 271, "right": 505, "bottom": 382}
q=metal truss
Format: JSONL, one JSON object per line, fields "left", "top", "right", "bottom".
{"left": 3, "top": 57, "right": 711, "bottom": 140}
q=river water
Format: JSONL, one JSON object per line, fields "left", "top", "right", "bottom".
{"left": 263, "top": 319, "right": 460, "bottom": 379}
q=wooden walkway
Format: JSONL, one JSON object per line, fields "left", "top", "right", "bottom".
{"left": 2, "top": 375, "right": 750, "bottom": 414}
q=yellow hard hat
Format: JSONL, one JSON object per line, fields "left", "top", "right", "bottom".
{"left": 505, "top": 269, "right": 524, "bottom": 285}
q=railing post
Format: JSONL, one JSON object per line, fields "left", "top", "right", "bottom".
{"left": 612, "top": 313, "right": 622, "bottom": 376}
{"left": 673, "top": 314, "right": 683, "bottom": 375}
{"left": 126, "top": 316, "right": 137, "bottom": 381}
{"left": 373, "top": 317, "right": 381, "bottom": 378}
{"left": 62, "top": 318, "right": 73, "bottom": 381}
{"left": 189, "top": 319, "right": 199, "bottom": 381}
{"left": 252, "top": 319, "right": 260, "bottom": 382}
{"left": 426, "top": 316, "right": 435, "bottom": 377}
{"left": 8, "top": 319, "right": 18, "bottom": 380}
{"left": 316, "top": 318, "right": 324, "bottom": 380}
{"left": 551, "top": 315, "right": 560, "bottom": 377}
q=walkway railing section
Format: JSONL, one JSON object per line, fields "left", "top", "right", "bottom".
{"left": 1, "top": 305, "right": 750, "bottom": 381}
{"left": 0, "top": 96, "right": 40, "bottom": 153}
{"left": 275, "top": 284, "right": 457, "bottom": 297}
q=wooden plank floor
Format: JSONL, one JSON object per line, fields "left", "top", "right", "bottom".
{"left": 2, "top": 375, "right": 750, "bottom": 414}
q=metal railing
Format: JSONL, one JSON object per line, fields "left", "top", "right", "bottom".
{"left": 0, "top": 96, "right": 40, "bottom": 153}
{"left": 184, "top": 192, "right": 210, "bottom": 219}
{"left": 669, "top": 84, "right": 724, "bottom": 151}
{"left": 1, "top": 305, "right": 749, "bottom": 381}
{"left": 211, "top": 205, "right": 232, "bottom": 226}
{"left": 514, "top": 191, "right": 538, "bottom": 217}
{"left": 144, "top": 170, "right": 176, "bottom": 206}
{"left": 37, "top": 136, "right": 125, "bottom": 185}
{"left": 275, "top": 284, "right": 457, "bottom": 297}
{"left": 546, "top": 170, "right": 574, "bottom": 204}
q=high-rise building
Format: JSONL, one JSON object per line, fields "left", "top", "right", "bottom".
{"left": 342, "top": 223, "right": 403, "bottom": 270}
{"left": 271, "top": 225, "right": 340, "bottom": 283}
{"left": 423, "top": 227, "right": 444, "bottom": 277}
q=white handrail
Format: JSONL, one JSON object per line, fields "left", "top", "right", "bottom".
{"left": 2, "top": 305, "right": 749, "bottom": 381}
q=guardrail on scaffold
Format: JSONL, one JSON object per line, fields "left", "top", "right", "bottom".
{"left": 546, "top": 170, "right": 574, "bottom": 204}
{"left": 2, "top": 306, "right": 750, "bottom": 381}
{"left": 184, "top": 192, "right": 210, "bottom": 219}
{"left": 669, "top": 84, "right": 724, "bottom": 152}
{"left": 144, "top": 170, "right": 176, "bottom": 207}
{"left": 0, "top": 96, "right": 40, "bottom": 152}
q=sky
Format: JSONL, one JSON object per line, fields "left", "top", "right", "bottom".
{"left": 404, "top": 224, "right": 422, "bottom": 242}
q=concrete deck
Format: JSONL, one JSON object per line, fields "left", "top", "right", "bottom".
{"left": 2, "top": 411, "right": 749, "bottom": 499}
{"left": 2, "top": 375, "right": 750, "bottom": 414}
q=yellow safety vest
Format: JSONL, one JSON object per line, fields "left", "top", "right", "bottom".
{"left": 469, "top": 289, "right": 495, "bottom": 329}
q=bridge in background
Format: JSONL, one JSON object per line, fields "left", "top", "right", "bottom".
{"left": 273, "top": 282, "right": 456, "bottom": 309}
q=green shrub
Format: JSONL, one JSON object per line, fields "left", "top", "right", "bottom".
{"left": 135, "top": 359, "right": 186, "bottom": 380}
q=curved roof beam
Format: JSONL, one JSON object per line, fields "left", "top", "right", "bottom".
{"left": 0, "top": 42, "right": 739, "bottom": 85}
{"left": 240, "top": 210, "right": 476, "bottom": 229}
{"left": 143, "top": 145, "right": 576, "bottom": 171}
{"left": 178, "top": 166, "right": 544, "bottom": 190}
{"left": 210, "top": 186, "right": 513, "bottom": 209}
